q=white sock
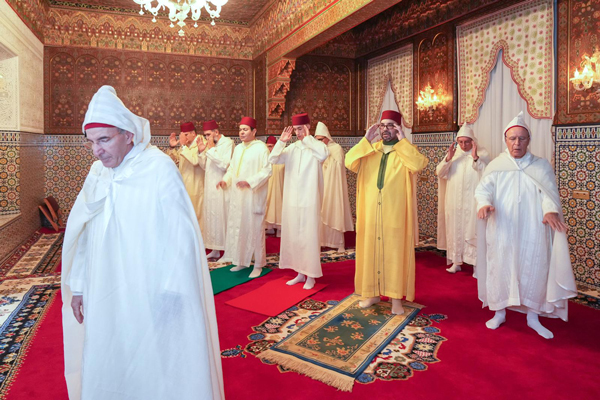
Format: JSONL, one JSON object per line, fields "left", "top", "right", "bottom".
{"left": 303, "top": 277, "right": 316, "bottom": 290}
{"left": 337, "top": 247, "right": 345, "bottom": 253}
{"left": 230, "top": 265, "right": 248, "bottom": 272}
{"left": 286, "top": 273, "right": 306, "bottom": 286}
{"left": 391, "top": 299, "right": 404, "bottom": 315}
{"left": 276, "top": 229, "right": 281, "bottom": 237}
{"left": 249, "top": 266, "right": 262, "bottom": 278}
{"left": 266, "top": 228, "right": 275, "bottom": 235}
{"left": 207, "top": 250, "right": 220, "bottom": 259}
{"left": 527, "top": 311, "right": 553, "bottom": 339}
{"left": 485, "top": 309, "right": 506, "bottom": 330}
{"left": 359, "top": 296, "right": 380, "bottom": 308}
{"left": 446, "top": 263, "right": 462, "bottom": 273}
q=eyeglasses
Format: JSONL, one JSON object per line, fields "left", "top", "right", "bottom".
{"left": 84, "top": 133, "right": 119, "bottom": 150}
{"left": 379, "top": 123, "right": 396, "bottom": 130}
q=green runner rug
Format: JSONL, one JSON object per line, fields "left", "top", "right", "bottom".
{"left": 258, "top": 294, "right": 422, "bottom": 391}
{"left": 210, "top": 266, "right": 272, "bottom": 295}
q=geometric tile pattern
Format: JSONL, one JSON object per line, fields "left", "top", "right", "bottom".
{"left": 0, "top": 132, "right": 20, "bottom": 216}
{"left": 556, "top": 125, "right": 600, "bottom": 291}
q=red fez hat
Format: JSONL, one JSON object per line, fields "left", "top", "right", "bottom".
{"left": 202, "top": 120, "right": 219, "bottom": 131}
{"left": 84, "top": 123, "right": 115, "bottom": 130}
{"left": 292, "top": 113, "right": 310, "bottom": 126}
{"left": 180, "top": 122, "right": 196, "bottom": 132}
{"left": 266, "top": 135, "right": 277, "bottom": 145}
{"left": 240, "top": 116, "right": 257, "bottom": 129}
{"left": 380, "top": 110, "right": 402, "bottom": 125}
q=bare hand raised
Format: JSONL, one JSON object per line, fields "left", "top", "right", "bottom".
{"left": 71, "top": 295, "right": 84, "bottom": 324}
{"left": 216, "top": 181, "right": 227, "bottom": 190}
{"left": 542, "top": 212, "right": 568, "bottom": 233}
{"left": 394, "top": 123, "right": 406, "bottom": 141}
{"left": 446, "top": 142, "right": 457, "bottom": 162}
{"left": 236, "top": 181, "right": 251, "bottom": 189}
{"left": 472, "top": 141, "right": 478, "bottom": 160}
{"left": 365, "top": 124, "right": 380, "bottom": 143}
{"left": 169, "top": 132, "right": 179, "bottom": 148}
{"left": 280, "top": 126, "right": 293, "bottom": 143}
{"left": 478, "top": 205, "right": 495, "bottom": 219}
{"left": 197, "top": 136, "right": 207, "bottom": 153}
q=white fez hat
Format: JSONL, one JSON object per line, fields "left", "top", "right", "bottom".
{"left": 503, "top": 111, "right": 531, "bottom": 137}
{"left": 456, "top": 123, "right": 476, "bottom": 141}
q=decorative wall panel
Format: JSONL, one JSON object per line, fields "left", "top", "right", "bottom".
{"left": 45, "top": 47, "right": 253, "bottom": 135}
{"left": 0, "top": 132, "right": 20, "bottom": 216}
{"left": 4, "top": 0, "right": 47, "bottom": 41}
{"left": 413, "top": 28, "right": 456, "bottom": 133}
{"left": 253, "top": 54, "right": 267, "bottom": 133}
{"left": 282, "top": 56, "right": 355, "bottom": 136}
{"left": 457, "top": 0, "right": 553, "bottom": 124}
{"left": 45, "top": 9, "right": 254, "bottom": 59}
{"left": 0, "top": 57, "right": 18, "bottom": 131}
{"left": 555, "top": 0, "right": 600, "bottom": 125}
{"left": 413, "top": 133, "right": 455, "bottom": 239}
{"left": 556, "top": 125, "right": 600, "bottom": 291}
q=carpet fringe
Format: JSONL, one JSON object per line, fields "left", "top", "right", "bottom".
{"left": 257, "top": 350, "right": 355, "bottom": 392}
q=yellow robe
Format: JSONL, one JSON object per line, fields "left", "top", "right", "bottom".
{"left": 345, "top": 137, "right": 428, "bottom": 301}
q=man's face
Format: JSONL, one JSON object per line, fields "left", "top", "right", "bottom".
{"left": 315, "top": 135, "right": 330, "bottom": 145}
{"left": 379, "top": 119, "right": 397, "bottom": 142}
{"left": 293, "top": 124, "right": 310, "bottom": 140}
{"left": 85, "top": 127, "right": 134, "bottom": 168}
{"left": 204, "top": 129, "right": 219, "bottom": 143}
{"left": 266, "top": 143, "right": 274, "bottom": 153}
{"left": 180, "top": 130, "right": 196, "bottom": 146}
{"left": 239, "top": 125, "right": 256, "bottom": 143}
{"left": 505, "top": 126, "right": 530, "bottom": 159}
{"left": 457, "top": 137, "right": 473, "bottom": 152}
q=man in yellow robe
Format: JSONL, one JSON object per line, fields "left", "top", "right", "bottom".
{"left": 345, "top": 110, "right": 428, "bottom": 315}
{"left": 265, "top": 135, "right": 284, "bottom": 237}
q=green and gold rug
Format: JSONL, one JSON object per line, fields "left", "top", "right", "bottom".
{"left": 257, "top": 294, "right": 423, "bottom": 391}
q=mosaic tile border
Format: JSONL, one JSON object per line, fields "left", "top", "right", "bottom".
{"left": 412, "top": 132, "right": 456, "bottom": 145}
{"left": 555, "top": 125, "right": 600, "bottom": 141}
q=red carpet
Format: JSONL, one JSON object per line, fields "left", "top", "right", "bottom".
{"left": 225, "top": 276, "right": 328, "bottom": 316}
{"left": 5, "top": 250, "right": 600, "bottom": 400}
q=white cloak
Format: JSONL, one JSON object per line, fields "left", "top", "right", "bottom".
{"left": 176, "top": 138, "right": 206, "bottom": 230}
{"left": 200, "top": 136, "right": 234, "bottom": 250}
{"left": 474, "top": 150, "right": 577, "bottom": 320}
{"left": 321, "top": 140, "right": 354, "bottom": 249}
{"left": 265, "top": 163, "right": 285, "bottom": 229}
{"left": 436, "top": 147, "right": 489, "bottom": 265}
{"left": 269, "top": 136, "right": 329, "bottom": 278}
{"left": 220, "top": 140, "right": 272, "bottom": 268}
{"left": 61, "top": 146, "right": 223, "bottom": 400}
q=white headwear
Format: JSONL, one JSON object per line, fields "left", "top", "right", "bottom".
{"left": 503, "top": 111, "right": 530, "bottom": 137}
{"left": 82, "top": 85, "right": 151, "bottom": 151}
{"left": 456, "top": 123, "right": 476, "bottom": 141}
{"left": 315, "top": 121, "right": 334, "bottom": 143}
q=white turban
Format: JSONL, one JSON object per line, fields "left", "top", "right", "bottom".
{"left": 456, "top": 123, "right": 476, "bottom": 141}
{"left": 315, "top": 121, "right": 334, "bottom": 143}
{"left": 503, "top": 111, "right": 531, "bottom": 137}
{"left": 82, "top": 85, "right": 151, "bottom": 151}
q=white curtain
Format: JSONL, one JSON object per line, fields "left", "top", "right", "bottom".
{"left": 379, "top": 81, "right": 413, "bottom": 143}
{"left": 472, "top": 50, "right": 554, "bottom": 163}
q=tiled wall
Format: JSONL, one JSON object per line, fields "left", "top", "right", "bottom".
{"left": 0, "top": 132, "right": 19, "bottom": 216}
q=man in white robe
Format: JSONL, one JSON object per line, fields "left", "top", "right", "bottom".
{"left": 315, "top": 122, "right": 354, "bottom": 252}
{"left": 436, "top": 124, "right": 489, "bottom": 273}
{"left": 62, "top": 86, "right": 223, "bottom": 400}
{"left": 269, "top": 113, "right": 329, "bottom": 290}
{"left": 265, "top": 135, "right": 284, "bottom": 237}
{"left": 218, "top": 116, "right": 272, "bottom": 278}
{"left": 169, "top": 121, "right": 206, "bottom": 230}
{"left": 475, "top": 111, "right": 577, "bottom": 339}
{"left": 199, "top": 120, "right": 234, "bottom": 259}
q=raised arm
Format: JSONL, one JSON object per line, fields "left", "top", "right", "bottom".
{"left": 206, "top": 138, "right": 234, "bottom": 172}
{"left": 302, "top": 134, "right": 329, "bottom": 162}
{"left": 393, "top": 139, "right": 428, "bottom": 173}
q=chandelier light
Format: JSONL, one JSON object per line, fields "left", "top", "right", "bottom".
{"left": 416, "top": 84, "right": 442, "bottom": 111}
{"left": 570, "top": 50, "right": 600, "bottom": 91}
{"left": 134, "top": 0, "right": 229, "bottom": 36}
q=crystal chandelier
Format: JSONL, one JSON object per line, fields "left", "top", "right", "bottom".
{"left": 134, "top": 0, "right": 229, "bottom": 36}
{"left": 570, "top": 51, "right": 600, "bottom": 91}
{"left": 416, "top": 84, "right": 442, "bottom": 111}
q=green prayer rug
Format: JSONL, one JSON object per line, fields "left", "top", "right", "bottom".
{"left": 210, "top": 265, "right": 272, "bottom": 295}
{"left": 258, "top": 294, "right": 422, "bottom": 392}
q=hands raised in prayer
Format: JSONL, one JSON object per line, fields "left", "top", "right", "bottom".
{"left": 169, "top": 132, "right": 179, "bottom": 148}
{"left": 542, "top": 212, "right": 568, "bottom": 233}
{"left": 394, "top": 123, "right": 406, "bottom": 141}
{"left": 216, "top": 181, "right": 227, "bottom": 189}
{"left": 197, "top": 136, "right": 207, "bottom": 153}
{"left": 446, "top": 142, "right": 457, "bottom": 162}
{"left": 365, "top": 124, "right": 380, "bottom": 143}
{"left": 236, "top": 181, "right": 251, "bottom": 189}
{"left": 280, "top": 126, "right": 293, "bottom": 143}
{"left": 71, "top": 295, "right": 84, "bottom": 324}
{"left": 478, "top": 205, "right": 495, "bottom": 219}
{"left": 472, "top": 141, "right": 479, "bottom": 160}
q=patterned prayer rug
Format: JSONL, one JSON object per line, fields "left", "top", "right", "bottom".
{"left": 255, "top": 294, "right": 424, "bottom": 391}
{"left": 0, "top": 232, "right": 63, "bottom": 278}
{"left": 227, "top": 299, "right": 447, "bottom": 387}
